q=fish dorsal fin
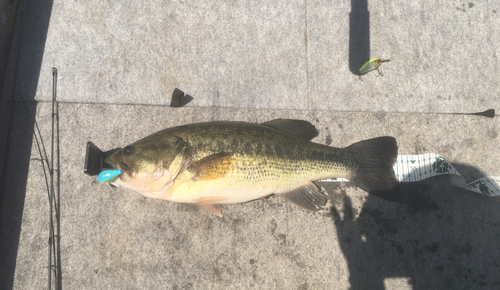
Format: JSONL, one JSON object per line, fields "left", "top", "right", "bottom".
{"left": 189, "top": 152, "right": 235, "bottom": 181}
{"left": 280, "top": 183, "right": 327, "bottom": 211}
{"left": 261, "top": 119, "right": 318, "bottom": 141}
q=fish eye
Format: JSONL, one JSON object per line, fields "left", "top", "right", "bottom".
{"left": 123, "top": 146, "right": 134, "bottom": 156}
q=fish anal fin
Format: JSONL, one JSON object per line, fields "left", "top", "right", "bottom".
{"left": 280, "top": 183, "right": 327, "bottom": 211}
{"left": 261, "top": 119, "right": 318, "bottom": 141}
{"left": 189, "top": 153, "right": 235, "bottom": 181}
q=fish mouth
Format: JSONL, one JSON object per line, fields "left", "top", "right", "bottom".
{"left": 108, "top": 161, "right": 131, "bottom": 187}
{"left": 112, "top": 160, "right": 134, "bottom": 182}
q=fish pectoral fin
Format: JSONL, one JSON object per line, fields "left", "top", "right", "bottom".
{"left": 189, "top": 152, "right": 235, "bottom": 181}
{"left": 196, "top": 197, "right": 230, "bottom": 217}
{"left": 280, "top": 183, "right": 327, "bottom": 211}
{"left": 261, "top": 119, "right": 318, "bottom": 141}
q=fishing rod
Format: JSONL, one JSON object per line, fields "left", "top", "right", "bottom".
{"left": 451, "top": 109, "right": 495, "bottom": 118}
{"left": 47, "top": 67, "right": 61, "bottom": 290}
{"left": 2, "top": 2, "right": 60, "bottom": 288}
{"left": 17, "top": 78, "right": 60, "bottom": 289}
{"left": 421, "top": 109, "right": 495, "bottom": 118}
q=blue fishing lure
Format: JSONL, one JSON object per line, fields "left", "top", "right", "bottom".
{"left": 98, "top": 169, "right": 122, "bottom": 182}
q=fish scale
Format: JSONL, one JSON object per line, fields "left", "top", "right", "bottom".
{"left": 177, "top": 128, "right": 345, "bottom": 187}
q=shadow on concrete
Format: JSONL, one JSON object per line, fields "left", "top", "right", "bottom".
{"left": 182, "top": 94, "right": 194, "bottom": 106}
{"left": 349, "top": 0, "right": 370, "bottom": 76}
{"left": 449, "top": 162, "right": 491, "bottom": 183}
{"left": 0, "top": 0, "right": 54, "bottom": 288}
{"left": 0, "top": 1, "right": 18, "bottom": 94}
{"left": 326, "top": 170, "right": 500, "bottom": 289}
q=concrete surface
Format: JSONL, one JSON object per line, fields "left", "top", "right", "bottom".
{"left": 1, "top": 0, "right": 500, "bottom": 289}
{"left": 28, "top": 0, "right": 500, "bottom": 112}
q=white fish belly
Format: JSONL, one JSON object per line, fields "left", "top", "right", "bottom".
{"left": 165, "top": 178, "right": 284, "bottom": 204}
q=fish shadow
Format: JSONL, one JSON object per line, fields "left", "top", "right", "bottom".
{"left": 324, "top": 166, "right": 500, "bottom": 289}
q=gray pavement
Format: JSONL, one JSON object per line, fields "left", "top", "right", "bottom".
{"left": 30, "top": 1, "right": 499, "bottom": 112}
{"left": 1, "top": 0, "right": 500, "bottom": 289}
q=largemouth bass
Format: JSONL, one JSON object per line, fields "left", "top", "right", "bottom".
{"left": 102, "top": 119, "right": 398, "bottom": 216}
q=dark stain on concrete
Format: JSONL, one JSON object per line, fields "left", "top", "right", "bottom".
{"left": 325, "top": 131, "right": 333, "bottom": 146}
{"left": 425, "top": 242, "right": 440, "bottom": 253}
{"left": 488, "top": 129, "right": 498, "bottom": 139}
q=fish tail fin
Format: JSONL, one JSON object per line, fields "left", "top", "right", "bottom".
{"left": 346, "top": 136, "right": 398, "bottom": 193}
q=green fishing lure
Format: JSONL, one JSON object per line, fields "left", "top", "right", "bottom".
{"left": 359, "top": 58, "right": 390, "bottom": 75}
